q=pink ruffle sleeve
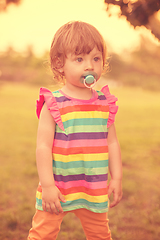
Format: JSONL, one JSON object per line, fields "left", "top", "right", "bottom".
{"left": 101, "top": 85, "right": 118, "bottom": 128}
{"left": 36, "top": 87, "right": 65, "bottom": 131}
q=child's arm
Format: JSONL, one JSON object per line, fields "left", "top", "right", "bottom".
{"left": 107, "top": 123, "right": 122, "bottom": 208}
{"left": 36, "top": 103, "right": 66, "bottom": 214}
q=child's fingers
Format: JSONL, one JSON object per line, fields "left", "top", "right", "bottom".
{"left": 53, "top": 192, "right": 66, "bottom": 214}
{"left": 109, "top": 194, "right": 118, "bottom": 208}
{"left": 42, "top": 200, "right": 61, "bottom": 214}
{"left": 42, "top": 188, "right": 66, "bottom": 214}
{"left": 54, "top": 200, "right": 64, "bottom": 214}
{"left": 109, "top": 191, "right": 122, "bottom": 208}
{"left": 42, "top": 201, "right": 56, "bottom": 214}
{"left": 42, "top": 200, "right": 47, "bottom": 212}
{"left": 59, "top": 192, "right": 66, "bottom": 203}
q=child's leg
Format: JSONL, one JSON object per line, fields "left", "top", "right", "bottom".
{"left": 28, "top": 210, "right": 66, "bottom": 240}
{"left": 74, "top": 209, "right": 112, "bottom": 240}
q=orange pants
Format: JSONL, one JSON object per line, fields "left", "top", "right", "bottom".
{"left": 28, "top": 209, "right": 112, "bottom": 240}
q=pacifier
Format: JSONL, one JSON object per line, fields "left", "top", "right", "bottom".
{"left": 80, "top": 72, "right": 98, "bottom": 88}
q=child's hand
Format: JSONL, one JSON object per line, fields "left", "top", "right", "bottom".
{"left": 42, "top": 185, "right": 66, "bottom": 214}
{"left": 108, "top": 179, "right": 122, "bottom": 208}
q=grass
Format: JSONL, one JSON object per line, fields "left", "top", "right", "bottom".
{"left": 111, "top": 87, "right": 160, "bottom": 240}
{"left": 0, "top": 82, "right": 160, "bottom": 240}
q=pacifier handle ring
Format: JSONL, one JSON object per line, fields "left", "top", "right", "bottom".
{"left": 83, "top": 77, "right": 96, "bottom": 88}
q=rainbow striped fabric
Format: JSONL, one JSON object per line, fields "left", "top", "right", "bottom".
{"left": 36, "top": 85, "right": 118, "bottom": 213}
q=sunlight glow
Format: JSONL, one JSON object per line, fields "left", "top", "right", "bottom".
{"left": 0, "top": 0, "right": 156, "bottom": 56}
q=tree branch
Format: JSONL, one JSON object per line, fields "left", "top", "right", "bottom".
{"left": 105, "top": 0, "right": 160, "bottom": 40}
{"left": 0, "top": 0, "right": 21, "bottom": 11}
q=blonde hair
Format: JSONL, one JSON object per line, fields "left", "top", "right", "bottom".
{"left": 50, "top": 21, "right": 107, "bottom": 83}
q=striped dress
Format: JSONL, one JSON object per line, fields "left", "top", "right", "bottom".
{"left": 36, "top": 85, "right": 118, "bottom": 213}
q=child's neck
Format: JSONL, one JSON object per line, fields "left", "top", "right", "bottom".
{"left": 61, "top": 83, "right": 93, "bottom": 100}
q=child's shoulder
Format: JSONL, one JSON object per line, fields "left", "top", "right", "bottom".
{"left": 38, "top": 87, "right": 61, "bottom": 97}
{"left": 100, "top": 85, "right": 110, "bottom": 94}
{"left": 96, "top": 85, "right": 110, "bottom": 97}
{"left": 96, "top": 85, "right": 118, "bottom": 104}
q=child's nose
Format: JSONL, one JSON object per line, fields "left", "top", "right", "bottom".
{"left": 85, "top": 60, "right": 94, "bottom": 71}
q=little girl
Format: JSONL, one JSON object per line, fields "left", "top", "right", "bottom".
{"left": 28, "top": 21, "right": 122, "bottom": 240}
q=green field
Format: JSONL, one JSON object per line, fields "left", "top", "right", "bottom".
{"left": 0, "top": 83, "right": 160, "bottom": 240}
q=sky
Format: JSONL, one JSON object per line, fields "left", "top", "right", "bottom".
{"left": 0, "top": 0, "right": 159, "bottom": 56}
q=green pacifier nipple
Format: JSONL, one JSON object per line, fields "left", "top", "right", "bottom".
{"left": 85, "top": 75, "right": 95, "bottom": 84}
{"left": 80, "top": 72, "right": 98, "bottom": 88}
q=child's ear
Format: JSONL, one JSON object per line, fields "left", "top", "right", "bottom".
{"left": 55, "top": 57, "right": 64, "bottom": 73}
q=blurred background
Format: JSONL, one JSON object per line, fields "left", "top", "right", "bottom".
{"left": 0, "top": 0, "right": 160, "bottom": 239}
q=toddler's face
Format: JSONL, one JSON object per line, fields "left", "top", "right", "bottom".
{"left": 61, "top": 47, "right": 103, "bottom": 88}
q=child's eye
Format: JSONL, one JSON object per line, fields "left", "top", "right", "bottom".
{"left": 94, "top": 57, "right": 100, "bottom": 62}
{"left": 76, "top": 57, "right": 83, "bottom": 62}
